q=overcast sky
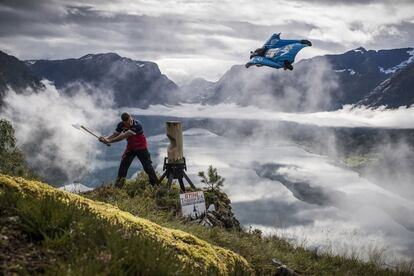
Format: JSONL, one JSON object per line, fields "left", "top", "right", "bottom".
{"left": 1, "top": 0, "right": 413, "bottom": 84}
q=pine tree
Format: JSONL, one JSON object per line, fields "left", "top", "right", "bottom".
{"left": 198, "top": 165, "right": 224, "bottom": 192}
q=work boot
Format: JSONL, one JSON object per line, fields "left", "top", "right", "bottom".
{"left": 115, "top": 177, "right": 126, "bottom": 188}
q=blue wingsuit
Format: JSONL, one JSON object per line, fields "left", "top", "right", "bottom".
{"left": 246, "top": 33, "right": 312, "bottom": 70}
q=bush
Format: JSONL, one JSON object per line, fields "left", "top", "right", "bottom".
{"left": 198, "top": 166, "right": 241, "bottom": 230}
{"left": 0, "top": 119, "right": 36, "bottom": 178}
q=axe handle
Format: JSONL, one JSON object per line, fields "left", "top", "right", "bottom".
{"left": 81, "top": 126, "right": 111, "bottom": 147}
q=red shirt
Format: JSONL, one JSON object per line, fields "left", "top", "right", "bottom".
{"left": 116, "top": 120, "right": 147, "bottom": 151}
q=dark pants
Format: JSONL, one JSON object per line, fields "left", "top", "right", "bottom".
{"left": 117, "top": 149, "right": 158, "bottom": 186}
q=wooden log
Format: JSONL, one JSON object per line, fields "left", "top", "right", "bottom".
{"left": 166, "top": 121, "right": 184, "bottom": 162}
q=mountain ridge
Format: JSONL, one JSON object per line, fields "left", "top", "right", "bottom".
{"left": 26, "top": 52, "right": 179, "bottom": 108}
{"left": 1, "top": 47, "right": 413, "bottom": 110}
{"left": 194, "top": 47, "right": 414, "bottom": 110}
{"left": 0, "top": 50, "right": 44, "bottom": 105}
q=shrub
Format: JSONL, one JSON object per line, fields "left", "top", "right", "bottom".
{"left": 0, "top": 119, "right": 36, "bottom": 179}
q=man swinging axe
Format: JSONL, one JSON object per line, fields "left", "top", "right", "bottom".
{"left": 99, "top": 112, "right": 158, "bottom": 188}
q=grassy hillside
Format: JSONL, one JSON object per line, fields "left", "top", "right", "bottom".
{"left": 83, "top": 173, "right": 413, "bottom": 276}
{"left": 0, "top": 174, "right": 251, "bottom": 275}
{"left": 1, "top": 173, "right": 413, "bottom": 275}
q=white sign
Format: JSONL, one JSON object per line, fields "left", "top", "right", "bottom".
{"left": 180, "top": 191, "right": 206, "bottom": 219}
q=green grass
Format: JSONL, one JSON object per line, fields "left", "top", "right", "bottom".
{"left": 1, "top": 172, "right": 413, "bottom": 275}
{"left": 0, "top": 174, "right": 251, "bottom": 275}
{"left": 83, "top": 173, "right": 414, "bottom": 276}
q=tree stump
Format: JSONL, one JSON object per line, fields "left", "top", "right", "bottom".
{"left": 160, "top": 121, "right": 195, "bottom": 191}
{"left": 166, "top": 121, "right": 184, "bottom": 163}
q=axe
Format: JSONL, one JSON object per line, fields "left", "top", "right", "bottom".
{"left": 72, "top": 124, "right": 111, "bottom": 147}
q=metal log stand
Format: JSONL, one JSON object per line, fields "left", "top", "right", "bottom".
{"left": 159, "top": 121, "right": 195, "bottom": 192}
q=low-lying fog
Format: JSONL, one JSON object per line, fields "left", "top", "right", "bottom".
{"left": 162, "top": 127, "right": 414, "bottom": 263}
{"left": 2, "top": 85, "right": 414, "bottom": 264}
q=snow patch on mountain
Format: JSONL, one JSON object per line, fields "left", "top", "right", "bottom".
{"left": 379, "top": 49, "right": 414, "bottom": 74}
{"left": 334, "top": 69, "right": 356, "bottom": 75}
{"left": 25, "top": 60, "right": 37, "bottom": 65}
{"left": 353, "top": 47, "right": 367, "bottom": 53}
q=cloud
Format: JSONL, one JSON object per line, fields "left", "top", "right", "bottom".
{"left": 164, "top": 124, "right": 414, "bottom": 262}
{"left": 122, "top": 104, "right": 414, "bottom": 264}
{"left": 3, "top": 80, "right": 414, "bottom": 262}
{"left": 125, "top": 103, "right": 414, "bottom": 129}
{"left": 1, "top": 0, "right": 413, "bottom": 83}
{"left": 0, "top": 81, "right": 118, "bottom": 184}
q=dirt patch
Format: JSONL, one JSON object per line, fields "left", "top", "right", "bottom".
{"left": 0, "top": 212, "right": 55, "bottom": 274}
